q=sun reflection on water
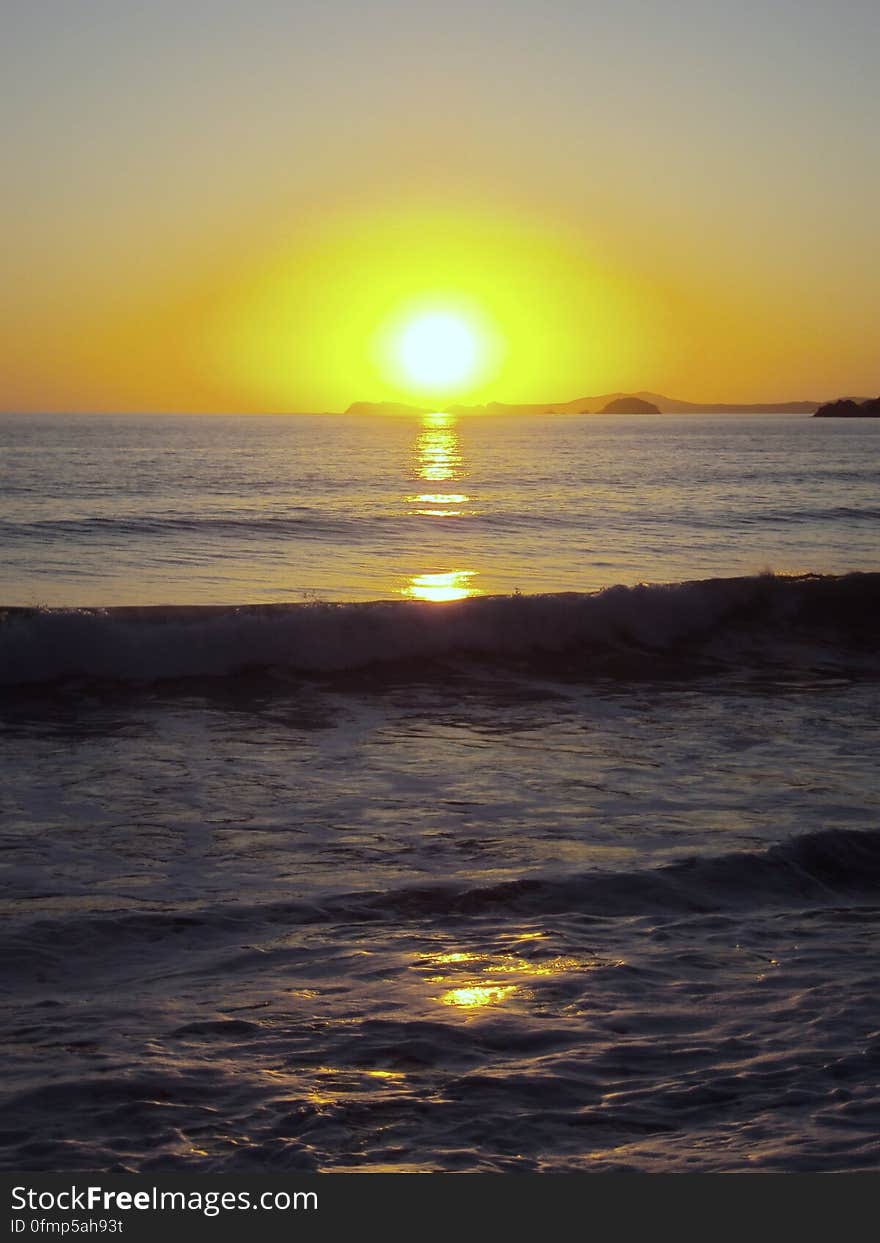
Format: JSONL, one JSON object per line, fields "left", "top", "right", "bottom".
{"left": 441, "top": 984, "right": 519, "bottom": 1008}
{"left": 407, "top": 492, "right": 470, "bottom": 517}
{"left": 415, "top": 412, "right": 464, "bottom": 482}
{"left": 403, "top": 412, "right": 478, "bottom": 601}
{"left": 409, "top": 413, "right": 471, "bottom": 514}
{"left": 403, "top": 570, "right": 476, "bottom": 602}
{"left": 417, "top": 945, "right": 591, "bottom": 1011}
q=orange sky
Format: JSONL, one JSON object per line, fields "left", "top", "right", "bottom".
{"left": 3, "top": 1, "right": 878, "bottom": 412}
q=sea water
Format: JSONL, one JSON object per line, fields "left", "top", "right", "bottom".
{"left": 2, "top": 411, "right": 879, "bottom": 607}
{"left": 1, "top": 412, "right": 878, "bottom": 1172}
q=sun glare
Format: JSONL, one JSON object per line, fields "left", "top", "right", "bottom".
{"left": 370, "top": 295, "right": 503, "bottom": 402}
{"left": 397, "top": 312, "right": 477, "bottom": 393}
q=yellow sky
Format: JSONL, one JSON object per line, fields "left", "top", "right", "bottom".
{"left": 3, "top": 2, "right": 878, "bottom": 412}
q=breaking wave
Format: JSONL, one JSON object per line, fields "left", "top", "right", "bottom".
{"left": 1, "top": 572, "right": 878, "bottom": 687}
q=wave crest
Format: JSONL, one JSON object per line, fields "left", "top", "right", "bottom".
{"left": 1, "top": 572, "right": 877, "bottom": 686}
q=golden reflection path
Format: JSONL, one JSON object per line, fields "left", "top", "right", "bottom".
{"left": 403, "top": 412, "right": 478, "bottom": 602}
{"left": 403, "top": 569, "right": 475, "bottom": 602}
{"left": 415, "top": 944, "right": 593, "bottom": 1011}
{"left": 414, "top": 411, "right": 464, "bottom": 483}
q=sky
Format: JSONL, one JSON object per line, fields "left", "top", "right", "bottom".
{"left": 2, "top": 0, "right": 878, "bottom": 412}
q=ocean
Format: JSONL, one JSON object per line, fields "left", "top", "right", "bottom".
{"left": 1, "top": 411, "right": 879, "bottom": 1173}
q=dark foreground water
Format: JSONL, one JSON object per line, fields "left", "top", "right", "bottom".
{"left": 2, "top": 574, "right": 879, "bottom": 1172}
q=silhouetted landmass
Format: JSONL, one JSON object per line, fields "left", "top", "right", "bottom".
{"left": 345, "top": 391, "right": 823, "bottom": 416}
{"left": 814, "top": 396, "right": 880, "bottom": 418}
{"left": 600, "top": 396, "right": 660, "bottom": 414}
{"left": 345, "top": 401, "right": 425, "bottom": 417}
{"left": 594, "top": 393, "right": 819, "bottom": 415}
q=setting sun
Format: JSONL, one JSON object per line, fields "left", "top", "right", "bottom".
{"left": 371, "top": 288, "right": 507, "bottom": 405}
{"left": 397, "top": 312, "right": 478, "bottom": 393}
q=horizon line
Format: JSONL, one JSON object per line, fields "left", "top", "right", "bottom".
{"left": 3, "top": 388, "right": 877, "bottom": 418}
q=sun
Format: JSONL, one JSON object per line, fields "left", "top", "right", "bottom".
{"left": 371, "top": 297, "right": 504, "bottom": 402}
{"left": 397, "top": 312, "right": 478, "bottom": 393}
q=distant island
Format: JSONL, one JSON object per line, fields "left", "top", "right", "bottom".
{"left": 345, "top": 391, "right": 824, "bottom": 417}
{"left": 814, "top": 396, "right": 880, "bottom": 417}
{"left": 599, "top": 396, "right": 659, "bottom": 414}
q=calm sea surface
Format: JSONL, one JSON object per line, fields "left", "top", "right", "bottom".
{"left": 1, "top": 411, "right": 878, "bottom": 605}
{"left": 2, "top": 411, "right": 879, "bottom": 1173}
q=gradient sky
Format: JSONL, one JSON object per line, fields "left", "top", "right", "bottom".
{"left": 3, "top": 0, "right": 878, "bottom": 412}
